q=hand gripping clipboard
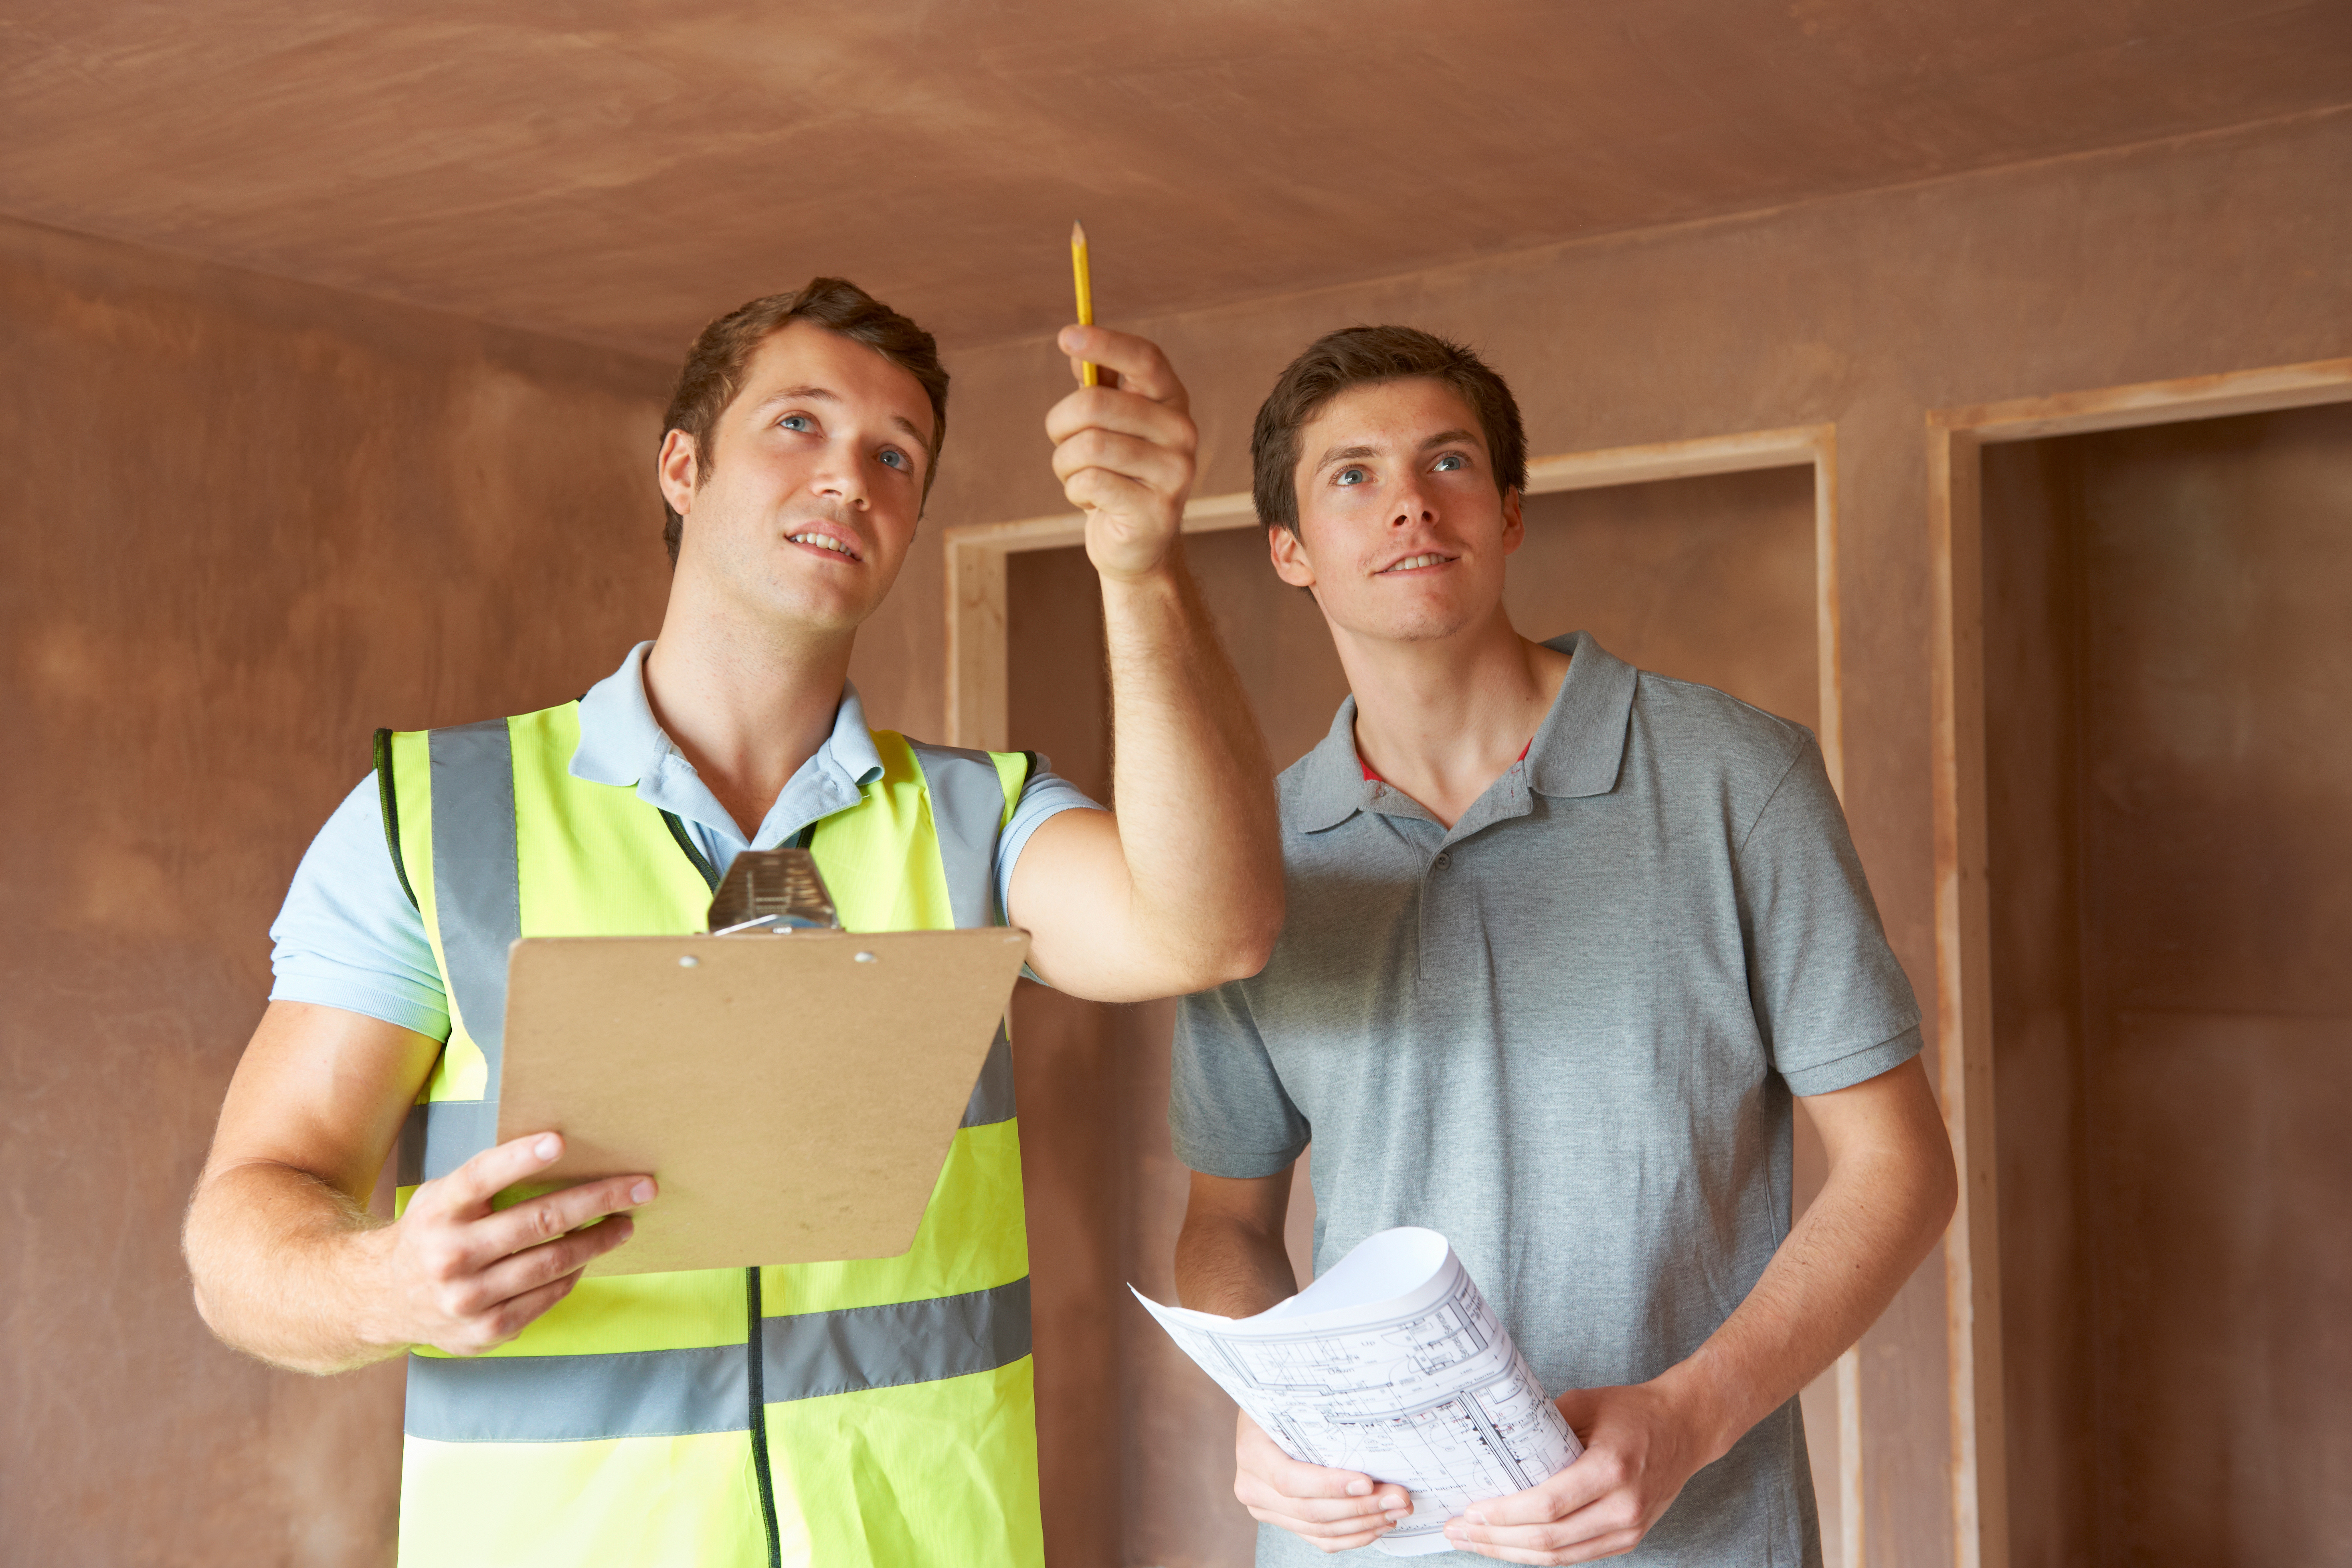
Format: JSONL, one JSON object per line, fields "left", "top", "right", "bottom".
{"left": 494, "top": 850, "right": 1029, "bottom": 1277}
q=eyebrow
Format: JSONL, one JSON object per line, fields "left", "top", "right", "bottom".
{"left": 1312, "top": 429, "right": 1483, "bottom": 471}
{"left": 753, "top": 384, "right": 934, "bottom": 455}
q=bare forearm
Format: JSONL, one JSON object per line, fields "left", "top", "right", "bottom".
{"left": 1658, "top": 1133, "right": 1955, "bottom": 1459}
{"left": 1100, "top": 550, "right": 1282, "bottom": 979}
{"left": 1175, "top": 1212, "right": 1298, "bottom": 1319}
{"left": 184, "top": 1161, "right": 400, "bottom": 1375}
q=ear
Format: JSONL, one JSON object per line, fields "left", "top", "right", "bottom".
{"left": 1268, "top": 522, "right": 1317, "bottom": 589}
{"left": 1499, "top": 487, "right": 1525, "bottom": 556}
{"left": 657, "top": 429, "right": 701, "bottom": 519}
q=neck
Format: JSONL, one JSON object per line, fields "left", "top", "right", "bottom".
{"left": 642, "top": 577, "right": 855, "bottom": 840}
{"left": 1332, "top": 604, "right": 1569, "bottom": 829}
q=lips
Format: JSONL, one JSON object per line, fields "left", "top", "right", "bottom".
{"left": 1378, "top": 552, "right": 1455, "bottom": 573}
{"left": 784, "top": 526, "right": 862, "bottom": 562}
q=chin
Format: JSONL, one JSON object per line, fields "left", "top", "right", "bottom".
{"left": 1353, "top": 603, "right": 1484, "bottom": 644}
{"left": 756, "top": 578, "right": 878, "bottom": 635}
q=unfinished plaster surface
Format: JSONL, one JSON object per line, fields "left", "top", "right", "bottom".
{"left": 1984, "top": 403, "right": 2352, "bottom": 1568}
{"left": 1007, "top": 468, "right": 1837, "bottom": 1564}
{"left": 4, "top": 2, "right": 2350, "bottom": 355}
{"left": 0, "top": 215, "right": 671, "bottom": 1566}
{"left": 903, "top": 109, "right": 2352, "bottom": 1564}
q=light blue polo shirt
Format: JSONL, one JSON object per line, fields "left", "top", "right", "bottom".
{"left": 269, "top": 641, "right": 1101, "bottom": 1040}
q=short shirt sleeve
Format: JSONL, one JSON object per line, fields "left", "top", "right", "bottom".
{"left": 994, "top": 757, "right": 1104, "bottom": 929}
{"left": 1736, "top": 740, "right": 1924, "bottom": 1097}
{"left": 1170, "top": 980, "right": 1311, "bottom": 1178}
{"left": 268, "top": 774, "right": 452, "bottom": 1040}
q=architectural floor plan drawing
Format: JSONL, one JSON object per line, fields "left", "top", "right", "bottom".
{"left": 1135, "top": 1228, "right": 1581, "bottom": 1555}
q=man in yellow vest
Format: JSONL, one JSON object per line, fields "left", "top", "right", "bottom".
{"left": 183, "top": 277, "right": 1282, "bottom": 1567}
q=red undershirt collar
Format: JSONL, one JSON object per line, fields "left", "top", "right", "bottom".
{"left": 1360, "top": 740, "right": 1531, "bottom": 784}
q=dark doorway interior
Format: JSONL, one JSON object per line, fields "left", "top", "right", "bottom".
{"left": 1982, "top": 401, "right": 2352, "bottom": 1568}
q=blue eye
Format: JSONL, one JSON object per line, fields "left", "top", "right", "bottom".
{"left": 780, "top": 414, "right": 813, "bottom": 432}
{"left": 1335, "top": 466, "right": 1369, "bottom": 486}
{"left": 1434, "top": 453, "right": 1465, "bottom": 471}
{"left": 878, "top": 449, "right": 909, "bottom": 471}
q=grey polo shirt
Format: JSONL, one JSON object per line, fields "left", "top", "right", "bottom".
{"left": 1171, "top": 633, "right": 1921, "bottom": 1568}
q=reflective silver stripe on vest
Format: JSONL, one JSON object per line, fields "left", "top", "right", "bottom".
{"left": 429, "top": 718, "right": 522, "bottom": 1085}
{"left": 393, "top": 719, "right": 522, "bottom": 1185}
{"left": 905, "top": 741, "right": 1010, "bottom": 930}
{"left": 959, "top": 1021, "right": 1015, "bottom": 1129}
{"left": 404, "top": 1277, "right": 1033, "bottom": 1442}
{"left": 396, "top": 1099, "right": 502, "bottom": 1185}
{"left": 908, "top": 742, "right": 1021, "bottom": 1129}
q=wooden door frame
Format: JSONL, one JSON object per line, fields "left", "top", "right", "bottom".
{"left": 1926, "top": 356, "right": 2352, "bottom": 1568}
{"left": 945, "top": 420, "right": 1871, "bottom": 1555}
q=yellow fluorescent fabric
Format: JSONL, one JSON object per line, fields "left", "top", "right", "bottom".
{"left": 382, "top": 701, "right": 1041, "bottom": 1566}
{"left": 767, "top": 1361, "right": 1045, "bottom": 1568}
{"left": 400, "top": 1431, "right": 773, "bottom": 1568}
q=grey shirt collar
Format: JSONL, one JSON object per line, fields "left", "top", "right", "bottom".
{"left": 1294, "top": 631, "right": 1637, "bottom": 834}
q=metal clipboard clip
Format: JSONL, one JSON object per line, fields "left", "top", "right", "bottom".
{"left": 705, "top": 848, "right": 841, "bottom": 935}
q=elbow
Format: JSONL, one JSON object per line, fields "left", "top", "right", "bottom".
{"left": 1217, "top": 885, "right": 1286, "bottom": 984}
{"left": 1188, "top": 911, "right": 1281, "bottom": 990}
{"left": 1930, "top": 1132, "right": 1961, "bottom": 1234}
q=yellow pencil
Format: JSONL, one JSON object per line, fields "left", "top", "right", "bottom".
{"left": 1070, "top": 221, "right": 1098, "bottom": 387}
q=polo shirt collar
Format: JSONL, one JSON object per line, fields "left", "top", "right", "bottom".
{"left": 568, "top": 639, "right": 884, "bottom": 792}
{"left": 1292, "top": 631, "right": 1636, "bottom": 833}
{"left": 1525, "top": 632, "right": 1636, "bottom": 799}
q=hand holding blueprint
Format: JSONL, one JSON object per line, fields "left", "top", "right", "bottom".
{"left": 1133, "top": 1227, "right": 1581, "bottom": 1556}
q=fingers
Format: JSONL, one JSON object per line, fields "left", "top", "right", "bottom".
{"left": 1044, "top": 384, "right": 1195, "bottom": 450}
{"left": 1051, "top": 427, "right": 1192, "bottom": 502}
{"left": 1234, "top": 1417, "right": 1409, "bottom": 1539}
{"left": 421, "top": 1131, "right": 570, "bottom": 1215}
{"left": 443, "top": 1266, "right": 590, "bottom": 1356}
{"left": 386, "top": 1133, "right": 656, "bottom": 1354}
{"left": 1444, "top": 1517, "right": 1647, "bottom": 1565}
{"left": 1464, "top": 1463, "right": 1613, "bottom": 1529}
{"left": 1066, "top": 354, "right": 1122, "bottom": 391}
{"left": 1058, "top": 326, "right": 1186, "bottom": 409}
{"left": 464, "top": 1214, "right": 635, "bottom": 1314}
{"left": 470, "top": 1174, "right": 656, "bottom": 1265}
{"left": 1445, "top": 1459, "right": 1642, "bottom": 1564}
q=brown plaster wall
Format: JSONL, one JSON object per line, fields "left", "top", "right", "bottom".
{"left": 906, "top": 108, "right": 2352, "bottom": 1564}
{"left": 0, "top": 216, "right": 672, "bottom": 1565}
{"left": 1984, "top": 404, "right": 2352, "bottom": 1566}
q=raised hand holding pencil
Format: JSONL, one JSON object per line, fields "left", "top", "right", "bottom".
{"left": 1049, "top": 225, "right": 1199, "bottom": 581}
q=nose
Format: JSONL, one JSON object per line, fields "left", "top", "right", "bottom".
{"left": 810, "top": 437, "right": 870, "bottom": 511}
{"left": 1390, "top": 474, "right": 1435, "bottom": 528}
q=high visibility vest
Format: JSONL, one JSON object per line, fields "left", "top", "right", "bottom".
{"left": 374, "top": 701, "right": 1044, "bottom": 1568}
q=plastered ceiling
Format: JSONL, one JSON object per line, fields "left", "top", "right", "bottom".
{"left": 4, "top": 0, "right": 2349, "bottom": 356}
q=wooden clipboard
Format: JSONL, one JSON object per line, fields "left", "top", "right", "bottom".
{"left": 496, "top": 926, "right": 1029, "bottom": 1277}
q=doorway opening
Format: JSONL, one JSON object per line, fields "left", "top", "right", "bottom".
{"left": 1978, "top": 399, "right": 2352, "bottom": 1568}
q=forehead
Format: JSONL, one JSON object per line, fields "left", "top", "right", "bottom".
{"left": 732, "top": 319, "right": 936, "bottom": 447}
{"left": 1302, "top": 377, "right": 1485, "bottom": 454}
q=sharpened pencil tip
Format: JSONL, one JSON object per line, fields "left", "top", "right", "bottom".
{"left": 1071, "top": 221, "right": 1087, "bottom": 247}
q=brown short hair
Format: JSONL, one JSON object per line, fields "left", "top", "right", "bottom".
{"left": 1250, "top": 326, "right": 1526, "bottom": 534}
{"left": 660, "top": 277, "right": 950, "bottom": 564}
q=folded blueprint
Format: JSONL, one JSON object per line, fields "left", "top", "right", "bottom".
{"left": 1134, "top": 1227, "right": 1581, "bottom": 1555}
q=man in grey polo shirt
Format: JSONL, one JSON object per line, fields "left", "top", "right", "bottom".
{"left": 1171, "top": 327, "right": 1957, "bottom": 1565}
